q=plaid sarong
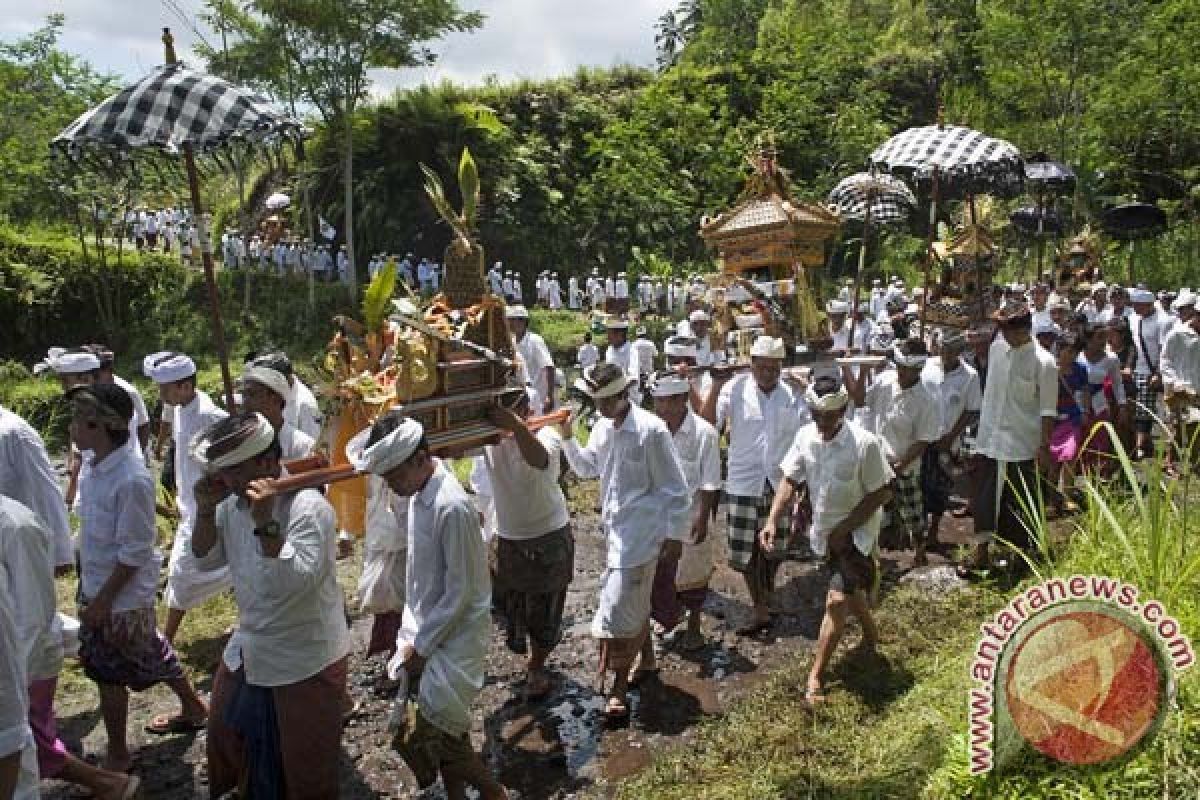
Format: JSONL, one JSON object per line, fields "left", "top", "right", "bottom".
{"left": 1133, "top": 373, "right": 1160, "bottom": 427}
{"left": 725, "top": 482, "right": 794, "bottom": 572}
{"left": 889, "top": 470, "right": 927, "bottom": 539}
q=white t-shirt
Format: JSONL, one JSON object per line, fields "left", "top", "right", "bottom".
{"left": 515, "top": 331, "right": 555, "bottom": 408}
{"left": 780, "top": 420, "right": 893, "bottom": 556}
{"left": 483, "top": 428, "right": 570, "bottom": 540}
{"left": 864, "top": 371, "right": 942, "bottom": 476}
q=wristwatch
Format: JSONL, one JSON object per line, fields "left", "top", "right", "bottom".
{"left": 253, "top": 520, "right": 282, "bottom": 538}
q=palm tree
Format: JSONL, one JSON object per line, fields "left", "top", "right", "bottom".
{"left": 655, "top": 9, "right": 683, "bottom": 71}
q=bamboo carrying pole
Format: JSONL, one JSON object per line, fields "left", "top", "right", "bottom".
{"left": 845, "top": 186, "right": 875, "bottom": 353}
{"left": 919, "top": 166, "right": 939, "bottom": 337}
{"left": 165, "top": 28, "right": 237, "bottom": 410}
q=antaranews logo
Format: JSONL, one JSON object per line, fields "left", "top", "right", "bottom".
{"left": 968, "top": 575, "right": 1194, "bottom": 774}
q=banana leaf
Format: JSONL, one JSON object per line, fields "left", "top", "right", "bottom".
{"left": 362, "top": 260, "right": 396, "bottom": 334}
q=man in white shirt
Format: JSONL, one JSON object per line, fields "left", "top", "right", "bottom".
{"left": 33, "top": 347, "right": 102, "bottom": 510}
{"left": 568, "top": 275, "right": 581, "bottom": 310}
{"left": 848, "top": 338, "right": 942, "bottom": 565}
{"left": 663, "top": 335, "right": 711, "bottom": 410}
{"left": 688, "top": 310, "right": 722, "bottom": 367}
{"left": 762, "top": 374, "right": 892, "bottom": 704}
{"left": 0, "top": 514, "right": 31, "bottom": 800}
{"left": 68, "top": 385, "right": 207, "bottom": 773}
{"left": 1030, "top": 283, "right": 1055, "bottom": 332}
{"left": 1096, "top": 285, "right": 1134, "bottom": 326}
{"left": 351, "top": 413, "right": 507, "bottom": 799}
{"left": 1130, "top": 288, "right": 1173, "bottom": 458}
{"left": 191, "top": 412, "right": 351, "bottom": 799}
{"left": 827, "top": 300, "right": 853, "bottom": 353}
{"left": 963, "top": 303, "right": 1059, "bottom": 576}
{"left": 1161, "top": 307, "right": 1200, "bottom": 460}
{"left": 648, "top": 373, "right": 722, "bottom": 651}
{"left": 633, "top": 327, "right": 658, "bottom": 378}
{"left": 238, "top": 363, "right": 315, "bottom": 460}
{"left": 88, "top": 345, "right": 151, "bottom": 458}
{"left": 245, "top": 351, "right": 322, "bottom": 440}
{"left": 502, "top": 271, "right": 515, "bottom": 302}
{"left": 920, "top": 334, "right": 982, "bottom": 554}
{"left": 476, "top": 394, "right": 573, "bottom": 699}
{"left": 488, "top": 262, "right": 504, "bottom": 295}
{"left": 337, "top": 245, "right": 350, "bottom": 284}
{"left": 603, "top": 316, "right": 643, "bottom": 402}
{"left": 576, "top": 332, "right": 600, "bottom": 372}
{"left": 2, "top": 495, "right": 140, "bottom": 799}
{"left": 701, "top": 336, "right": 810, "bottom": 635}
{"left": 506, "top": 305, "right": 557, "bottom": 413}
{"left": 560, "top": 363, "right": 690, "bottom": 719}
{"left": 143, "top": 351, "right": 231, "bottom": 642}
{"left": 547, "top": 273, "right": 563, "bottom": 310}
{"left": 0, "top": 404, "right": 73, "bottom": 574}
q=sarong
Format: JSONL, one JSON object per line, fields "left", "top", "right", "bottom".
{"left": 78, "top": 606, "right": 184, "bottom": 691}
{"left": 591, "top": 560, "right": 656, "bottom": 639}
{"left": 972, "top": 458, "right": 1040, "bottom": 552}
{"left": 886, "top": 470, "right": 927, "bottom": 544}
{"left": 491, "top": 526, "right": 574, "bottom": 653}
{"left": 920, "top": 448, "right": 954, "bottom": 516}
{"left": 27, "top": 678, "right": 67, "bottom": 778}
{"left": 208, "top": 657, "right": 347, "bottom": 800}
{"left": 724, "top": 483, "right": 793, "bottom": 573}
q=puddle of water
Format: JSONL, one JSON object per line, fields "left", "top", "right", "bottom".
{"left": 548, "top": 691, "right": 606, "bottom": 776}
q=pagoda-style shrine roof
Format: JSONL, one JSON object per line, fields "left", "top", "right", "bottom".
{"left": 933, "top": 224, "right": 995, "bottom": 264}
{"left": 700, "top": 194, "right": 841, "bottom": 244}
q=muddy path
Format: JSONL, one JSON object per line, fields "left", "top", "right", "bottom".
{"left": 40, "top": 485, "right": 976, "bottom": 799}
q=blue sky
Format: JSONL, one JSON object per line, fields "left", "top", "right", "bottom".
{"left": 3, "top": 0, "right": 673, "bottom": 96}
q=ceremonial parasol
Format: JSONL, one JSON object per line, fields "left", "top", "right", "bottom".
{"left": 51, "top": 29, "right": 304, "bottom": 408}
{"left": 828, "top": 172, "right": 916, "bottom": 350}
{"left": 1010, "top": 206, "right": 1064, "bottom": 237}
{"left": 265, "top": 192, "right": 291, "bottom": 210}
{"left": 1024, "top": 157, "right": 1077, "bottom": 194}
{"left": 1100, "top": 202, "right": 1168, "bottom": 284}
{"left": 869, "top": 115, "right": 1023, "bottom": 327}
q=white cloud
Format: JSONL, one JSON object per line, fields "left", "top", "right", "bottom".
{"left": 5, "top": 0, "right": 672, "bottom": 96}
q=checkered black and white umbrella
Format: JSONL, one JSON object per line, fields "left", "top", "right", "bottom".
{"left": 868, "top": 124, "right": 1023, "bottom": 198}
{"left": 828, "top": 173, "right": 917, "bottom": 226}
{"left": 52, "top": 62, "right": 302, "bottom": 164}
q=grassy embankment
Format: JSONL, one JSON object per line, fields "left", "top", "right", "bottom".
{"left": 611, "top": 442, "right": 1200, "bottom": 800}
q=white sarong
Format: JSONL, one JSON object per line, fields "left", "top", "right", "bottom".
{"left": 591, "top": 559, "right": 656, "bottom": 639}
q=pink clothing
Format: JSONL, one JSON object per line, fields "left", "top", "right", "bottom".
{"left": 1050, "top": 420, "right": 1082, "bottom": 464}
{"left": 27, "top": 677, "right": 68, "bottom": 778}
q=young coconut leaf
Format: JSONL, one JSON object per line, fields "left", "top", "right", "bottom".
{"left": 362, "top": 260, "right": 396, "bottom": 334}
{"left": 459, "top": 147, "right": 480, "bottom": 230}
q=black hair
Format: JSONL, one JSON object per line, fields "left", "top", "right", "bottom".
{"left": 248, "top": 351, "right": 293, "bottom": 379}
{"left": 85, "top": 344, "right": 115, "bottom": 368}
{"left": 69, "top": 382, "right": 133, "bottom": 445}
{"left": 898, "top": 337, "right": 929, "bottom": 357}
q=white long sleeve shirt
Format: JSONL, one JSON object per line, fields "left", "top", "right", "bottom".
{"left": 0, "top": 570, "right": 33, "bottom": 795}
{"left": 285, "top": 378, "right": 322, "bottom": 440}
{"left": 1131, "top": 310, "right": 1173, "bottom": 376}
{"left": 200, "top": 487, "right": 350, "bottom": 687}
{"left": 715, "top": 374, "right": 810, "bottom": 496}
{"left": 0, "top": 497, "right": 63, "bottom": 683}
{"left": 922, "top": 359, "right": 983, "bottom": 438}
{"left": 515, "top": 331, "right": 555, "bottom": 409}
{"left": 172, "top": 390, "right": 228, "bottom": 530}
{"left": 975, "top": 337, "right": 1059, "bottom": 462}
{"left": 391, "top": 463, "right": 490, "bottom": 737}
{"left": 672, "top": 411, "right": 722, "bottom": 498}
{"left": 78, "top": 447, "right": 160, "bottom": 612}
{"left": 0, "top": 405, "right": 73, "bottom": 566}
{"left": 1161, "top": 325, "right": 1200, "bottom": 398}
{"left": 562, "top": 405, "right": 691, "bottom": 568}
{"left": 278, "top": 423, "right": 315, "bottom": 461}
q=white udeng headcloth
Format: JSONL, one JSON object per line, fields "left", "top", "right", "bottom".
{"left": 805, "top": 384, "right": 850, "bottom": 412}
{"left": 891, "top": 343, "right": 928, "bottom": 369}
{"left": 191, "top": 412, "right": 276, "bottom": 471}
{"left": 143, "top": 351, "right": 197, "bottom": 383}
{"left": 346, "top": 416, "right": 425, "bottom": 475}
{"left": 241, "top": 365, "right": 291, "bottom": 405}
{"left": 34, "top": 347, "right": 101, "bottom": 375}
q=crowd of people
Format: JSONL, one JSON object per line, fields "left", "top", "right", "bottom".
{"left": 3, "top": 267, "right": 1199, "bottom": 798}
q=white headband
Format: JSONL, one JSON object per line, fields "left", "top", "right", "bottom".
{"left": 750, "top": 336, "right": 786, "bottom": 359}
{"left": 35, "top": 347, "right": 101, "bottom": 375}
{"left": 805, "top": 385, "right": 850, "bottom": 412}
{"left": 664, "top": 337, "right": 698, "bottom": 358}
{"left": 650, "top": 374, "right": 691, "bottom": 398}
{"left": 240, "top": 365, "right": 290, "bottom": 405}
{"left": 191, "top": 413, "right": 276, "bottom": 472}
{"left": 346, "top": 417, "right": 424, "bottom": 475}
{"left": 143, "top": 351, "right": 196, "bottom": 383}
{"left": 892, "top": 344, "right": 928, "bottom": 369}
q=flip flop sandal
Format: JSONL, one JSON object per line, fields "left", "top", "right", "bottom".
{"left": 144, "top": 714, "right": 206, "bottom": 735}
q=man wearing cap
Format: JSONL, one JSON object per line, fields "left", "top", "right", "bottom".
{"left": 1031, "top": 284, "right": 1055, "bottom": 332}
{"left": 603, "top": 316, "right": 643, "bottom": 404}
{"left": 568, "top": 274, "right": 581, "bottom": 310}
{"left": 238, "top": 362, "right": 315, "bottom": 460}
{"left": 663, "top": 335, "right": 709, "bottom": 409}
{"left": 576, "top": 332, "right": 600, "bottom": 373}
{"left": 143, "top": 351, "right": 231, "bottom": 642}
{"left": 506, "top": 306, "right": 557, "bottom": 413}
{"left": 247, "top": 351, "right": 322, "bottom": 440}
{"left": 920, "top": 334, "right": 981, "bottom": 555}
{"left": 1034, "top": 318, "right": 1063, "bottom": 352}
{"left": 633, "top": 327, "right": 658, "bottom": 378}
{"left": 547, "top": 273, "right": 563, "bottom": 310}
{"left": 191, "top": 412, "right": 351, "bottom": 799}
{"left": 351, "top": 412, "right": 507, "bottom": 799}
{"left": 560, "top": 363, "right": 690, "bottom": 718}
{"left": 1077, "top": 282, "right": 1107, "bottom": 324}
{"left": 0, "top": 402, "right": 73, "bottom": 576}
{"left": 1170, "top": 290, "right": 1197, "bottom": 334}
{"left": 761, "top": 374, "right": 892, "bottom": 704}
{"left": 475, "top": 394, "right": 573, "bottom": 700}
{"left": 701, "top": 336, "right": 810, "bottom": 635}
{"left": 826, "top": 300, "right": 853, "bottom": 354}
{"left": 69, "top": 384, "right": 208, "bottom": 770}
{"left": 648, "top": 372, "right": 722, "bottom": 650}
{"left": 962, "top": 302, "right": 1058, "bottom": 577}
{"left": 1130, "top": 288, "right": 1173, "bottom": 458}
{"left": 846, "top": 339, "right": 941, "bottom": 563}
{"left": 1097, "top": 286, "right": 1133, "bottom": 326}
{"left": 1161, "top": 302, "right": 1200, "bottom": 464}
{"left": 688, "top": 310, "right": 722, "bottom": 367}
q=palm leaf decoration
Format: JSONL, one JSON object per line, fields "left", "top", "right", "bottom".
{"left": 422, "top": 147, "right": 488, "bottom": 307}
{"left": 459, "top": 147, "right": 480, "bottom": 231}
{"left": 362, "top": 259, "right": 396, "bottom": 333}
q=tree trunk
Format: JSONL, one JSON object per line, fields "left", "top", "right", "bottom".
{"left": 343, "top": 111, "right": 357, "bottom": 294}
